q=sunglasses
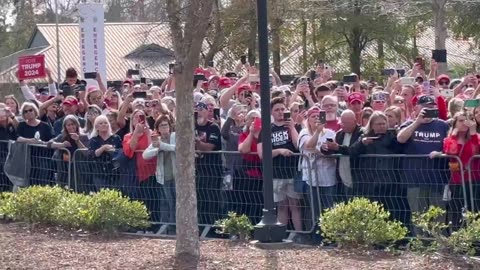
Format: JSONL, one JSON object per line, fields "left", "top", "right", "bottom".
{"left": 87, "top": 109, "right": 100, "bottom": 115}
{"left": 439, "top": 81, "right": 449, "bottom": 86}
{"left": 466, "top": 84, "right": 475, "bottom": 88}
{"left": 23, "top": 108, "right": 34, "bottom": 114}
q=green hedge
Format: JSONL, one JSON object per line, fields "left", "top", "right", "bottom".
{"left": 320, "top": 197, "right": 408, "bottom": 247}
{"left": 0, "top": 186, "right": 150, "bottom": 232}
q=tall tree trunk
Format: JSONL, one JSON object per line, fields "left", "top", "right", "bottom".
{"left": 166, "top": 0, "right": 215, "bottom": 269}
{"left": 349, "top": 27, "right": 362, "bottom": 76}
{"left": 301, "top": 19, "right": 308, "bottom": 73}
{"left": 311, "top": 19, "right": 318, "bottom": 58}
{"left": 269, "top": 0, "right": 282, "bottom": 75}
{"left": 412, "top": 24, "right": 418, "bottom": 61}
{"left": 203, "top": 0, "right": 225, "bottom": 67}
{"left": 377, "top": 39, "right": 385, "bottom": 70}
{"left": 270, "top": 17, "right": 282, "bottom": 75}
{"left": 433, "top": 0, "right": 448, "bottom": 74}
{"left": 247, "top": 5, "right": 257, "bottom": 65}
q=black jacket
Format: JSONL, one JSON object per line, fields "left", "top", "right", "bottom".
{"left": 349, "top": 129, "right": 403, "bottom": 185}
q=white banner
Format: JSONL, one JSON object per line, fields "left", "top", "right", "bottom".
{"left": 78, "top": 3, "right": 107, "bottom": 87}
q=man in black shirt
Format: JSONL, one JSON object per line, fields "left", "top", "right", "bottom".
{"left": 194, "top": 101, "right": 223, "bottom": 225}
{"left": 257, "top": 97, "right": 302, "bottom": 231}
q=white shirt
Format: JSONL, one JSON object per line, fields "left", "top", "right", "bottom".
{"left": 298, "top": 128, "right": 337, "bottom": 187}
{"left": 339, "top": 133, "right": 353, "bottom": 188}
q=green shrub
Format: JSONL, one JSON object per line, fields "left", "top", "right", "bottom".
{"left": 410, "top": 206, "right": 450, "bottom": 253}
{"left": 88, "top": 189, "right": 150, "bottom": 232}
{"left": 0, "top": 192, "right": 15, "bottom": 218}
{"left": 1, "top": 186, "right": 67, "bottom": 224}
{"left": 53, "top": 191, "right": 94, "bottom": 229}
{"left": 447, "top": 212, "right": 480, "bottom": 255}
{"left": 0, "top": 186, "right": 150, "bottom": 233}
{"left": 215, "top": 212, "right": 254, "bottom": 241}
{"left": 412, "top": 207, "right": 480, "bottom": 255}
{"left": 320, "top": 197, "right": 408, "bottom": 247}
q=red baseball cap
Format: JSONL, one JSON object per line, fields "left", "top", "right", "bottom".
{"left": 307, "top": 107, "right": 320, "bottom": 118}
{"left": 347, "top": 92, "right": 363, "bottom": 104}
{"left": 194, "top": 67, "right": 205, "bottom": 74}
{"left": 123, "top": 79, "right": 134, "bottom": 86}
{"left": 63, "top": 96, "right": 79, "bottom": 106}
{"left": 237, "top": 84, "right": 252, "bottom": 95}
{"left": 219, "top": 77, "right": 232, "bottom": 88}
{"left": 437, "top": 74, "right": 450, "bottom": 83}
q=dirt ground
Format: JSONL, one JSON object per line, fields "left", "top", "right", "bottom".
{"left": 0, "top": 222, "right": 478, "bottom": 270}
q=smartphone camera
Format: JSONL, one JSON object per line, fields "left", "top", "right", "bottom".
{"left": 213, "top": 108, "right": 220, "bottom": 120}
{"left": 283, "top": 112, "right": 291, "bottom": 121}
{"left": 343, "top": 75, "right": 357, "bottom": 83}
{"left": 319, "top": 110, "right": 327, "bottom": 124}
{"left": 423, "top": 108, "right": 439, "bottom": 119}
{"left": 139, "top": 114, "right": 146, "bottom": 123}
{"left": 84, "top": 72, "right": 97, "bottom": 79}
{"left": 240, "top": 55, "right": 247, "bottom": 65}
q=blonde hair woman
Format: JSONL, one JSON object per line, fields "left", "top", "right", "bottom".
{"left": 88, "top": 115, "right": 122, "bottom": 191}
{"left": 298, "top": 106, "right": 337, "bottom": 243}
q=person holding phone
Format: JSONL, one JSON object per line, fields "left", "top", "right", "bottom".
{"left": 221, "top": 104, "right": 247, "bottom": 195}
{"left": 199, "top": 95, "right": 221, "bottom": 127}
{"left": 371, "top": 92, "right": 388, "bottom": 112}
{"left": 194, "top": 101, "right": 223, "bottom": 227}
{"left": 83, "top": 105, "right": 102, "bottom": 139}
{"left": 319, "top": 95, "right": 341, "bottom": 131}
{"left": 349, "top": 111, "right": 406, "bottom": 224}
{"left": 85, "top": 86, "right": 108, "bottom": 113}
{"left": 347, "top": 92, "right": 364, "bottom": 124}
{"left": 437, "top": 74, "right": 451, "bottom": 90}
{"left": 430, "top": 112, "right": 480, "bottom": 230}
{"left": 290, "top": 77, "right": 315, "bottom": 109}
{"left": 322, "top": 110, "right": 363, "bottom": 200}
{"left": 88, "top": 115, "right": 122, "bottom": 192}
{"left": 257, "top": 97, "right": 301, "bottom": 232}
{"left": 122, "top": 109, "right": 158, "bottom": 219}
{"left": 290, "top": 102, "right": 305, "bottom": 132}
{"left": 49, "top": 115, "right": 88, "bottom": 187}
{"left": 397, "top": 95, "right": 450, "bottom": 235}
{"left": 224, "top": 109, "right": 263, "bottom": 223}
{"left": 219, "top": 76, "right": 256, "bottom": 112}
{"left": 298, "top": 106, "right": 336, "bottom": 242}
{"left": 142, "top": 114, "right": 177, "bottom": 229}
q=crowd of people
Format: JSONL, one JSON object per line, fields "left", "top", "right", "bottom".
{"left": 0, "top": 57, "right": 479, "bottom": 240}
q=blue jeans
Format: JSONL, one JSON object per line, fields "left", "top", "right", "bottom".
{"left": 307, "top": 185, "right": 336, "bottom": 243}
{"left": 160, "top": 180, "right": 176, "bottom": 224}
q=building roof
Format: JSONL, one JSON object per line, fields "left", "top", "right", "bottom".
{"left": 0, "top": 22, "right": 238, "bottom": 84}
{"left": 280, "top": 27, "right": 480, "bottom": 76}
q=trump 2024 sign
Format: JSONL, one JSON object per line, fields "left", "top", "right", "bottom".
{"left": 18, "top": 55, "right": 46, "bottom": 80}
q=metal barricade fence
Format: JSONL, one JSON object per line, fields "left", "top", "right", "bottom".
{"left": 72, "top": 148, "right": 174, "bottom": 233}
{"left": 466, "top": 155, "right": 480, "bottom": 213}
{"left": 197, "top": 151, "right": 316, "bottom": 236}
{"left": 0, "top": 140, "right": 11, "bottom": 192}
{"left": 319, "top": 154, "right": 468, "bottom": 235}
{"left": 27, "top": 143, "right": 72, "bottom": 188}
{"left": 3, "top": 143, "right": 475, "bottom": 238}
